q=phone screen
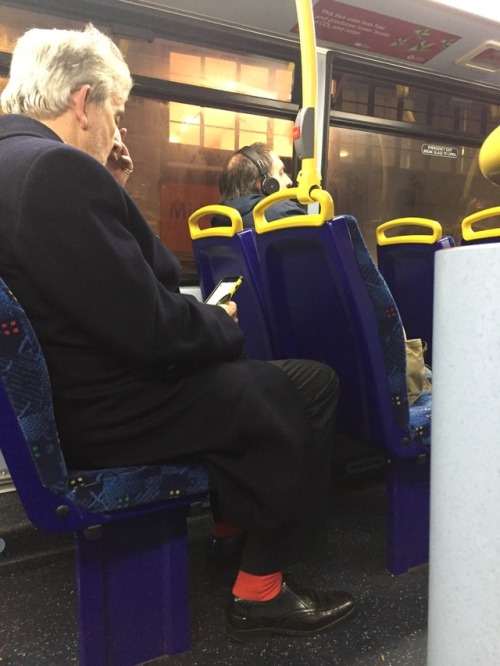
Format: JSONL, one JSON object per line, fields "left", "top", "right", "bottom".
{"left": 204, "top": 276, "right": 244, "bottom": 305}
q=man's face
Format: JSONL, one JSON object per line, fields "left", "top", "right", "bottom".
{"left": 84, "top": 91, "right": 126, "bottom": 165}
{"left": 269, "top": 151, "right": 293, "bottom": 190}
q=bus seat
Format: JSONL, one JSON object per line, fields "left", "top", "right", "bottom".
{"left": 189, "top": 205, "right": 276, "bottom": 360}
{"left": 376, "top": 217, "right": 455, "bottom": 364}
{"left": 0, "top": 278, "right": 209, "bottom": 663}
{"left": 460, "top": 206, "right": 500, "bottom": 245}
{"left": 254, "top": 214, "right": 431, "bottom": 575}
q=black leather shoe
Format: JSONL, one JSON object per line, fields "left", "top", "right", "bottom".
{"left": 225, "top": 577, "right": 355, "bottom": 641}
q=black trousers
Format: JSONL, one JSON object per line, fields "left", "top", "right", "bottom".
{"left": 70, "top": 355, "right": 339, "bottom": 575}
{"left": 218, "top": 358, "right": 339, "bottom": 574}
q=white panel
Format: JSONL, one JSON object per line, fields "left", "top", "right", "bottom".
{"left": 180, "top": 285, "right": 202, "bottom": 301}
{"left": 428, "top": 244, "right": 500, "bottom": 665}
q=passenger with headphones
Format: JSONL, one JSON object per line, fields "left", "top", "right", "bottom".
{"left": 212, "top": 142, "right": 306, "bottom": 228}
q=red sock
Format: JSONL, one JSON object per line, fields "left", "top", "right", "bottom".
{"left": 212, "top": 521, "right": 244, "bottom": 539}
{"left": 232, "top": 570, "right": 283, "bottom": 601}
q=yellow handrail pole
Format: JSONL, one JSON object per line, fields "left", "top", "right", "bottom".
{"left": 253, "top": 0, "right": 334, "bottom": 229}
{"left": 296, "top": 0, "right": 316, "bottom": 112}
{"left": 294, "top": 0, "right": 323, "bottom": 202}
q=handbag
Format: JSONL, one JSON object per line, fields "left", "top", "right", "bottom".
{"left": 405, "top": 337, "right": 432, "bottom": 406}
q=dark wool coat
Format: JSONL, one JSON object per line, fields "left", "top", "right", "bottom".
{"left": 212, "top": 193, "right": 306, "bottom": 228}
{"left": 0, "top": 115, "right": 323, "bottom": 572}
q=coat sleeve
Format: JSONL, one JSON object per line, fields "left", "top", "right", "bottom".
{"left": 13, "top": 143, "right": 244, "bottom": 366}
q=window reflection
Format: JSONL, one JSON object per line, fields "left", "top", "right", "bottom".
{"left": 0, "top": 7, "right": 83, "bottom": 51}
{"left": 123, "top": 96, "right": 293, "bottom": 279}
{"left": 327, "top": 127, "right": 498, "bottom": 259}
{"left": 0, "top": 5, "right": 295, "bottom": 279}
{"left": 130, "top": 38, "right": 294, "bottom": 102}
{"left": 1, "top": 69, "right": 293, "bottom": 278}
{"left": 332, "top": 73, "right": 497, "bottom": 135}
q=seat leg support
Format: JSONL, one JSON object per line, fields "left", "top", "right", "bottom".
{"left": 76, "top": 506, "right": 191, "bottom": 666}
{"left": 386, "top": 457, "right": 430, "bottom": 575}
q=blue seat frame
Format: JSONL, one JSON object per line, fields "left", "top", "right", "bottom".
{"left": 377, "top": 236, "right": 455, "bottom": 364}
{"left": 189, "top": 205, "right": 276, "bottom": 361}
{"left": 192, "top": 229, "right": 276, "bottom": 360}
{"left": 0, "top": 278, "right": 210, "bottom": 664}
{"left": 255, "top": 215, "right": 432, "bottom": 574}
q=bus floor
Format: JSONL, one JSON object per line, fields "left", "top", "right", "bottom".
{"left": 0, "top": 477, "right": 428, "bottom": 665}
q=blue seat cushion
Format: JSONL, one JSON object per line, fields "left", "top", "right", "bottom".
{"left": 68, "top": 460, "right": 210, "bottom": 512}
{"left": 408, "top": 391, "right": 432, "bottom": 448}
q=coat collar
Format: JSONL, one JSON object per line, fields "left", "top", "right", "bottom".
{"left": 0, "top": 114, "right": 63, "bottom": 144}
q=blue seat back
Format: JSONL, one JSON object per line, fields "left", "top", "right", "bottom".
{"left": 255, "top": 215, "right": 430, "bottom": 460}
{"left": 255, "top": 214, "right": 432, "bottom": 574}
{"left": 0, "top": 279, "right": 69, "bottom": 494}
{"left": 192, "top": 229, "right": 276, "bottom": 360}
{"left": 0, "top": 277, "right": 211, "bottom": 658}
{"left": 377, "top": 236, "right": 455, "bottom": 364}
{"left": 0, "top": 278, "right": 210, "bottom": 532}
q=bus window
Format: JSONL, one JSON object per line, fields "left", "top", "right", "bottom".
{"left": 327, "top": 127, "right": 499, "bottom": 259}
{"left": 0, "top": 6, "right": 297, "bottom": 281}
{"left": 119, "top": 36, "right": 294, "bottom": 103}
{"left": 123, "top": 96, "right": 293, "bottom": 279}
{"left": 327, "top": 60, "right": 500, "bottom": 259}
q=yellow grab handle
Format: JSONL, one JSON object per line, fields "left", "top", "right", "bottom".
{"left": 461, "top": 206, "right": 500, "bottom": 241}
{"left": 253, "top": 188, "right": 334, "bottom": 234}
{"left": 376, "top": 217, "right": 442, "bottom": 245}
{"left": 188, "top": 205, "right": 243, "bottom": 240}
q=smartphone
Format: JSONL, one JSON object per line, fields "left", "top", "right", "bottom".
{"left": 204, "top": 276, "right": 244, "bottom": 305}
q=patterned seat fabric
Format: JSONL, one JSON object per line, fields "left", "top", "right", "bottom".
{"left": 408, "top": 391, "right": 432, "bottom": 448}
{"left": 0, "top": 279, "right": 209, "bottom": 512}
{"left": 0, "top": 281, "right": 68, "bottom": 494}
{"left": 376, "top": 235, "right": 455, "bottom": 365}
{"left": 345, "top": 218, "right": 431, "bottom": 446}
{"left": 68, "top": 461, "right": 209, "bottom": 512}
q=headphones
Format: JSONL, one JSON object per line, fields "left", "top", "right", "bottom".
{"left": 238, "top": 146, "right": 280, "bottom": 196}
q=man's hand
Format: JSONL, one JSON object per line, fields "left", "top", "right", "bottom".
{"left": 107, "top": 127, "right": 133, "bottom": 186}
{"left": 218, "top": 300, "right": 238, "bottom": 323}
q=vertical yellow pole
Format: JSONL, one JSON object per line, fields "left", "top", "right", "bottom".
{"left": 294, "top": 0, "right": 322, "bottom": 197}
{"left": 252, "top": 0, "right": 334, "bottom": 226}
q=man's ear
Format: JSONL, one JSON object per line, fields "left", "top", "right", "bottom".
{"left": 72, "top": 85, "right": 91, "bottom": 130}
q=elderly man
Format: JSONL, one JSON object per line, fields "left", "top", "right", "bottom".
{"left": 0, "top": 25, "right": 354, "bottom": 640}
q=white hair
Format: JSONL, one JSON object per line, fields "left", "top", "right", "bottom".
{"left": 0, "top": 24, "right": 133, "bottom": 118}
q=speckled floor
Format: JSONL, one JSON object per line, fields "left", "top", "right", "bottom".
{"left": 0, "top": 479, "right": 428, "bottom": 665}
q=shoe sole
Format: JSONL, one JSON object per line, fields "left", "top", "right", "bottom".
{"left": 225, "top": 604, "right": 356, "bottom": 642}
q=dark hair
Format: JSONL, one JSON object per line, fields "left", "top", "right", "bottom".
{"left": 219, "top": 142, "right": 273, "bottom": 200}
